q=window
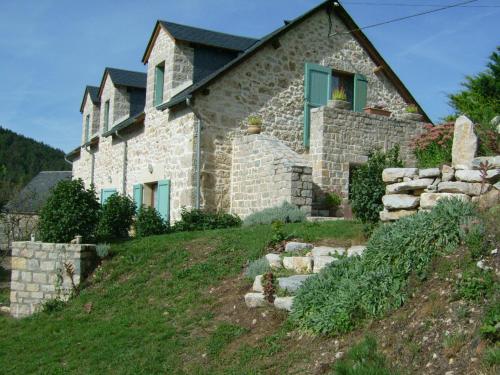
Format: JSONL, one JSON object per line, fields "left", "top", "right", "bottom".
{"left": 103, "top": 100, "right": 110, "bottom": 132}
{"left": 154, "top": 62, "right": 165, "bottom": 107}
{"left": 100, "top": 188, "right": 117, "bottom": 204}
{"left": 332, "top": 71, "right": 354, "bottom": 110}
{"left": 84, "top": 114, "right": 90, "bottom": 143}
{"left": 141, "top": 180, "right": 170, "bottom": 221}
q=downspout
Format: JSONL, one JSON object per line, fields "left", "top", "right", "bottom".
{"left": 114, "top": 129, "right": 127, "bottom": 195}
{"left": 83, "top": 145, "right": 95, "bottom": 186}
{"left": 186, "top": 96, "right": 201, "bottom": 210}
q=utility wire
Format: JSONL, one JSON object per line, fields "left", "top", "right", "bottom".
{"left": 341, "top": 1, "right": 500, "bottom": 7}
{"left": 331, "top": 0, "right": 481, "bottom": 35}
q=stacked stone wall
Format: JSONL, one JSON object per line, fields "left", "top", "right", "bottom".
{"left": 230, "top": 134, "right": 312, "bottom": 217}
{"left": 9, "top": 241, "right": 96, "bottom": 318}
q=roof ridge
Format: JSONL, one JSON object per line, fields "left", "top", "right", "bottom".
{"left": 159, "top": 20, "right": 258, "bottom": 41}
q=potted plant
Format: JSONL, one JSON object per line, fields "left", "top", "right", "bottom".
{"left": 403, "top": 104, "right": 423, "bottom": 121}
{"left": 329, "top": 87, "right": 351, "bottom": 110}
{"left": 247, "top": 115, "right": 262, "bottom": 135}
{"left": 364, "top": 101, "right": 391, "bottom": 117}
{"left": 323, "top": 190, "right": 342, "bottom": 217}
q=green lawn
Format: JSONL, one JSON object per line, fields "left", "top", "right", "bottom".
{"left": 0, "top": 221, "right": 363, "bottom": 374}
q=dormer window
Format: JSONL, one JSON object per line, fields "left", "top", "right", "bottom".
{"left": 154, "top": 62, "right": 165, "bottom": 107}
{"left": 103, "top": 100, "right": 110, "bottom": 132}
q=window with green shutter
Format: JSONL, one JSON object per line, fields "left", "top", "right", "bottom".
{"left": 100, "top": 188, "right": 117, "bottom": 205}
{"left": 133, "top": 184, "right": 143, "bottom": 213}
{"left": 154, "top": 63, "right": 165, "bottom": 107}
{"left": 353, "top": 74, "right": 368, "bottom": 112}
{"left": 103, "top": 100, "right": 110, "bottom": 132}
{"left": 85, "top": 114, "right": 90, "bottom": 143}
{"left": 156, "top": 180, "right": 170, "bottom": 223}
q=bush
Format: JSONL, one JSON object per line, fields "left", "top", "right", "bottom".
{"left": 172, "top": 208, "right": 241, "bottom": 232}
{"left": 462, "top": 221, "right": 488, "bottom": 259}
{"left": 244, "top": 257, "right": 271, "bottom": 281}
{"left": 96, "top": 194, "right": 135, "bottom": 241}
{"left": 412, "top": 123, "right": 454, "bottom": 167}
{"left": 135, "top": 206, "right": 168, "bottom": 238}
{"left": 243, "top": 202, "right": 307, "bottom": 226}
{"left": 38, "top": 179, "right": 100, "bottom": 243}
{"left": 290, "top": 198, "right": 477, "bottom": 335}
{"left": 350, "top": 146, "right": 403, "bottom": 224}
{"left": 480, "top": 301, "right": 500, "bottom": 343}
{"left": 455, "top": 266, "right": 495, "bottom": 301}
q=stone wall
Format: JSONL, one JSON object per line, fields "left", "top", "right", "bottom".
{"left": 9, "top": 241, "right": 96, "bottom": 318}
{"left": 230, "top": 134, "right": 312, "bottom": 217}
{"left": 191, "top": 8, "right": 415, "bottom": 213}
{"left": 81, "top": 91, "right": 100, "bottom": 142}
{"left": 310, "top": 104, "right": 425, "bottom": 198}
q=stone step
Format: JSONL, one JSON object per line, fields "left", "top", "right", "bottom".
{"left": 283, "top": 256, "right": 312, "bottom": 273}
{"left": 277, "top": 275, "right": 313, "bottom": 293}
{"left": 311, "top": 209, "right": 330, "bottom": 217}
{"left": 306, "top": 217, "right": 344, "bottom": 222}
{"left": 274, "top": 296, "right": 294, "bottom": 311}
{"left": 284, "top": 242, "right": 313, "bottom": 253}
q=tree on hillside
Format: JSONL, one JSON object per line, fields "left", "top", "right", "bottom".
{"left": 448, "top": 46, "right": 500, "bottom": 126}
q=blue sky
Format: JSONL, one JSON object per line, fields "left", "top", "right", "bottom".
{"left": 0, "top": 0, "right": 498, "bottom": 152}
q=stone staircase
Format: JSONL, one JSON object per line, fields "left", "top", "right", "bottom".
{"left": 244, "top": 241, "right": 366, "bottom": 312}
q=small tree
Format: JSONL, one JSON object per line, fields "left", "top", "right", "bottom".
{"left": 134, "top": 206, "right": 167, "bottom": 238}
{"left": 38, "top": 179, "right": 100, "bottom": 243}
{"left": 350, "top": 146, "right": 403, "bottom": 224}
{"left": 96, "top": 194, "right": 135, "bottom": 241}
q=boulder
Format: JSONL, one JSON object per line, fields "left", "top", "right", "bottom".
{"left": 313, "top": 256, "right": 336, "bottom": 273}
{"left": 471, "top": 156, "right": 500, "bottom": 170}
{"left": 386, "top": 179, "right": 434, "bottom": 194}
{"left": 441, "top": 165, "right": 455, "bottom": 182}
{"left": 285, "top": 242, "right": 313, "bottom": 253}
{"left": 438, "top": 181, "right": 490, "bottom": 196}
{"left": 382, "top": 168, "right": 418, "bottom": 183}
{"left": 347, "top": 245, "right": 367, "bottom": 257}
{"left": 380, "top": 209, "right": 417, "bottom": 222}
{"left": 282, "top": 256, "right": 312, "bottom": 273}
{"left": 420, "top": 193, "right": 471, "bottom": 209}
{"left": 382, "top": 194, "right": 420, "bottom": 210}
{"left": 452, "top": 115, "right": 477, "bottom": 170}
{"left": 265, "top": 253, "right": 282, "bottom": 269}
{"left": 455, "top": 169, "right": 500, "bottom": 183}
{"left": 274, "top": 296, "right": 294, "bottom": 311}
{"left": 419, "top": 168, "right": 441, "bottom": 178}
{"left": 244, "top": 293, "right": 267, "bottom": 308}
{"left": 252, "top": 275, "right": 263, "bottom": 292}
{"left": 311, "top": 246, "right": 346, "bottom": 257}
{"left": 278, "top": 275, "right": 313, "bottom": 293}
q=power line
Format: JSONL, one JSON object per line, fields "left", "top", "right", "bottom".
{"left": 331, "top": 0, "right": 482, "bottom": 35}
{"left": 341, "top": 1, "right": 500, "bottom": 7}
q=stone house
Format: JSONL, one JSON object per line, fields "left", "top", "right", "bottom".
{"left": 67, "top": 1, "right": 429, "bottom": 222}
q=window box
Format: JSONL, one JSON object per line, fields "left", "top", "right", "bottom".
{"left": 363, "top": 107, "right": 391, "bottom": 117}
{"left": 328, "top": 99, "right": 351, "bottom": 110}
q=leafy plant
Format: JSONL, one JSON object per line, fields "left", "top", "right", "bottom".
{"left": 247, "top": 115, "right": 262, "bottom": 126}
{"left": 484, "top": 346, "right": 500, "bottom": 366}
{"left": 324, "top": 190, "right": 342, "bottom": 210}
{"left": 455, "top": 266, "right": 495, "bottom": 301}
{"left": 41, "top": 298, "right": 66, "bottom": 314}
{"left": 244, "top": 257, "right": 271, "bottom": 280}
{"left": 269, "top": 220, "right": 289, "bottom": 245}
{"left": 243, "top": 201, "right": 307, "bottom": 226}
{"left": 411, "top": 123, "right": 454, "bottom": 168}
{"left": 332, "top": 87, "right": 347, "bottom": 101}
{"left": 462, "top": 221, "right": 488, "bottom": 259}
{"left": 263, "top": 272, "right": 276, "bottom": 303}
{"left": 480, "top": 300, "right": 500, "bottom": 343}
{"left": 290, "top": 198, "right": 477, "bottom": 335}
{"left": 405, "top": 104, "right": 419, "bottom": 114}
{"left": 38, "top": 179, "right": 100, "bottom": 243}
{"left": 350, "top": 146, "right": 403, "bottom": 224}
{"left": 134, "top": 206, "right": 168, "bottom": 238}
{"left": 172, "top": 208, "right": 241, "bottom": 232}
{"left": 96, "top": 193, "right": 135, "bottom": 241}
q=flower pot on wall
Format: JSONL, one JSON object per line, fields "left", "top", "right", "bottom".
{"left": 247, "top": 124, "right": 262, "bottom": 134}
{"left": 328, "top": 99, "right": 351, "bottom": 110}
{"left": 364, "top": 107, "right": 391, "bottom": 117}
{"left": 403, "top": 113, "right": 424, "bottom": 122}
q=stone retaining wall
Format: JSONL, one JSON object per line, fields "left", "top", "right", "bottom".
{"left": 9, "top": 242, "right": 96, "bottom": 318}
{"left": 230, "top": 134, "right": 312, "bottom": 218}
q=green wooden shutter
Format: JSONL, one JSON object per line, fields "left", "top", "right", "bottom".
{"left": 353, "top": 74, "right": 368, "bottom": 112}
{"left": 103, "top": 100, "right": 110, "bottom": 132}
{"left": 303, "top": 63, "right": 332, "bottom": 147}
{"left": 133, "top": 184, "right": 143, "bottom": 212}
{"left": 157, "top": 180, "right": 170, "bottom": 222}
{"left": 85, "top": 115, "right": 90, "bottom": 143}
{"left": 100, "top": 188, "right": 117, "bottom": 205}
{"left": 154, "top": 64, "right": 165, "bottom": 107}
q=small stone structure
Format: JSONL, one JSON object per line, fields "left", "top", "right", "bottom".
{"left": 230, "top": 134, "right": 312, "bottom": 218}
{"left": 9, "top": 241, "right": 96, "bottom": 318}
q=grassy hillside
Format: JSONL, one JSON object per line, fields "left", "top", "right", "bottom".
{"left": 0, "top": 126, "right": 70, "bottom": 208}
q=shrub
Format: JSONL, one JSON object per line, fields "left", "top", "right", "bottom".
{"left": 172, "top": 208, "right": 241, "bottom": 232}
{"left": 480, "top": 301, "right": 500, "bottom": 343}
{"left": 455, "top": 266, "right": 495, "bottom": 301}
{"left": 290, "top": 198, "right": 477, "bottom": 335}
{"left": 135, "top": 206, "right": 167, "bottom": 238}
{"left": 38, "top": 179, "right": 100, "bottom": 243}
{"left": 244, "top": 257, "right": 271, "bottom": 280}
{"left": 462, "top": 221, "right": 488, "bottom": 259}
{"left": 406, "top": 104, "right": 418, "bottom": 114}
{"left": 350, "top": 146, "right": 403, "bottom": 224}
{"left": 96, "top": 194, "right": 135, "bottom": 241}
{"left": 325, "top": 190, "right": 342, "bottom": 211}
{"left": 243, "top": 202, "right": 307, "bottom": 226}
{"left": 412, "top": 123, "right": 454, "bottom": 168}
{"left": 484, "top": 346, "right": 500, "bottom": 367}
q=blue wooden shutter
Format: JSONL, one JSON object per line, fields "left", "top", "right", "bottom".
{"left": 157, "top": 180, "right": 170, "bottom": 222}
{"left": 303, "top": 63, "right": 332, "bottom": 147}
{"left": 133, "top": 184, "right": 143, "bottom": 212}
{"left": 100, "top": 188, "right": 117, "bottom": 205}
{"left": 104, "top": 100, "right": 110, "bottom": 132}
{"left": 353, "top": 74, "right": 368, "bottom": 112}
{"left": 154, "top": 64, "right": 165, "bottom": 107}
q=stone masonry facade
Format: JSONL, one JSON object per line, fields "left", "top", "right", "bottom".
{"left": 9, "top": 241, "right": 96, "bottom": 318}
{"left": 309, "top": 103, "right": 425, "bottom": 199}
{"left": 231, "top": 134, "right": 312, "bottom": 217}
